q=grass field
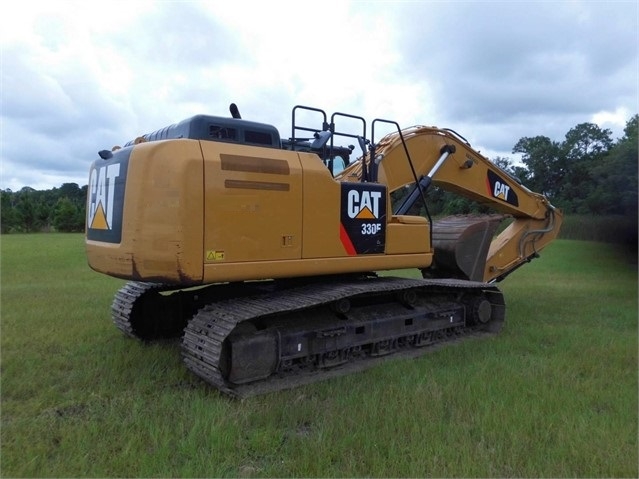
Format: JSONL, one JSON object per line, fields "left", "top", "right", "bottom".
{"left": 1, "top": 234, "right": 637, "bottom": 477}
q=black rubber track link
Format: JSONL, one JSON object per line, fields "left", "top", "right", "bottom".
{"left": 111, "top": 281, "right": 277, "bottom": 341}
{"left": 182, "top": 276, "right": 505, "bottom": 398}
{"left": 111, "top": 282, "right": 178, "bottom": 339}
{"left": 111, "top": 281, "right": 197, "bottom": 341}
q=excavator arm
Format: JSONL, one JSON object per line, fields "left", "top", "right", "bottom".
{"left": 336, "top": 125, "right": 563, "bottom": 283}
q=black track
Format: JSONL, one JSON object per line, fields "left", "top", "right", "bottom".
{"left": 180, "top": 276, "right": 505, "bottom": 397}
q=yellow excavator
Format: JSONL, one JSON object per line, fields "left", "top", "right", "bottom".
{"left": 85, "top": 104, "right": 562, "bottom": 397}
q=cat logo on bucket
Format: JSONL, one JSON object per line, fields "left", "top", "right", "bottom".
{"left": 86, "top": 150, "right": 129, "bottom": 243}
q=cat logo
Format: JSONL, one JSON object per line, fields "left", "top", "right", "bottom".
{"left": 493, "top": 181, "right": 510, "bottom": 201}
{"left": 340, "top": 183, "right": 387, "bottom": 255}
{"left": 87, "top": 163, "right": 120, "bottom": 230}
{"left": 86, "top": 150, "right": 129, "bottom": 243}
{"left": 486, "top": 170, "right": 519, "bottom": 207}
{"left": 347, "top": 189, "right": 382, "bottom": 219}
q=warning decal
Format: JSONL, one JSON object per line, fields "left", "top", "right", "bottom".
{"left": 206, "top": 250, "right": 225, "bottom": 261}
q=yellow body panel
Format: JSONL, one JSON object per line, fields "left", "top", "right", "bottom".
{"left": 87, "top": 138, "right": 434, "bottom": 285}
{"left": 86, "top": 140, "right": 204, "bottom": 283}
{"left": 201, "top": 142, "right": 304, "bottom": 263}
{"left": 198, "top": 141, "right": 433, "bottom": 283}
{"left": 300, "top": 152, "right": 345, "bottom": 258}
{"left": 386, "top": 216, "right": 430, "bottom": 255}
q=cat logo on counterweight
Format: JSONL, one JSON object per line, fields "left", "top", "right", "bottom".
{"left": 86, "top": 149, "right": 130, "bottom": 243}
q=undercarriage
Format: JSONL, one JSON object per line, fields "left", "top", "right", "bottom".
{"left": 112, "top": 275, "right": 505, "bottom": 397}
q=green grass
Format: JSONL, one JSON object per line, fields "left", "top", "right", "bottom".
{"left": 1, "top": 234, "right": 637, "bottom": 477}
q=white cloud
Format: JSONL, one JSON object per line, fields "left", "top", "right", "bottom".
{"left": 591, "top": 106, "right": 634, "bottom": 138}
{"left": 0, "top": 0, "right": 637, "bottom": 190}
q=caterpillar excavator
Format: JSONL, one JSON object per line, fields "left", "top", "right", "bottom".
{"left": 85, "top": 104, "right": 562, "bottom": 397}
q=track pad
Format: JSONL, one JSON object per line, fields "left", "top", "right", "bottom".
{"left": 227, "top": 331, "right": 277, "bottom": 384}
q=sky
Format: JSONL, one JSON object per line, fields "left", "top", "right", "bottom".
{"left": 1, "top": 0, "right": 637, "bottom": 191}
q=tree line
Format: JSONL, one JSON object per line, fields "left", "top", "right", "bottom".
{"left": 1, "top": 115, "right": 637, "bottom": 234}
{"left": 1, "top": 183, "right": 87, "bottom": 233}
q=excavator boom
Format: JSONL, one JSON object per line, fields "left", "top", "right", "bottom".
{"left": 337, "top": 125, "right": 562, "bottom": 282}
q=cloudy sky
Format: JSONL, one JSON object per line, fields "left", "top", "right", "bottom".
{"left": 1, "top": 0, "right": 637, "bottom": 191}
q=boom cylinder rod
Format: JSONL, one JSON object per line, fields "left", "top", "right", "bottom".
{"left": 394, "top": 146, "right": 454, "bottom": 215}
{"left": 427, "top": 148, "right": 453, "bottom": 179}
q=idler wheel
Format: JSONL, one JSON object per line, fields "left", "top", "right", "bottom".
{"left": 472, "top": 298, "right": 493, "bottom": 324}
{"left": 331, "top": 298, "right": 351, "bottom": 315}
{"left": 397, "top": 289, "right": 418, "bottom": 307}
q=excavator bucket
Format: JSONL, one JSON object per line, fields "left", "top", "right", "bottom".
{"left": 430, "top": 215, "right": 506, "bottom": 282}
